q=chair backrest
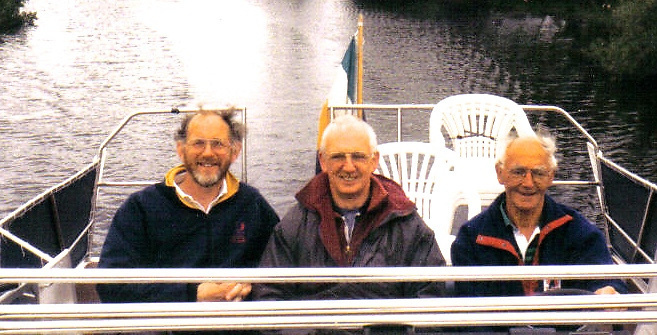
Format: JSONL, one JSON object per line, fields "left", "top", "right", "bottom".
{"left": 429, "top": 94, "right": 534, "bottom": 160}
{"left": 430, "top": 178, "right": 483, "bottom": 236}
{"left": 431, "top": 182, "right": 483, "bottom": 266}
{"left": 376, "top": 141, "right": 484, "bottom": 266}
{"left": 376, "top": 142, "right": 456, "bottom": 221}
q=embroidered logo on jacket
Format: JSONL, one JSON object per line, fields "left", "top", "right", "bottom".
{"left": 230, "top": 222, "right": 247, "bottom": 243}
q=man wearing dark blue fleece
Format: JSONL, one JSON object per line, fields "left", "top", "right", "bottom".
{"left": 451, "top": 131, "right": 626, "bottom": 297}
{"left": 97, "top": 109, "right": 279, "bottom": 304}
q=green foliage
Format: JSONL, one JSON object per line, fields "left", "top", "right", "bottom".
{"left": 0, "top": 0, "right": 36, "bottom": 33}
{"left": 587, "top": 0, "right": 657, "bottom": 79}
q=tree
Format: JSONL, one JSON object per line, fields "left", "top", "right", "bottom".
{"left": 0, "top": 0, "right": 36, "bottom": 33}
{"left": 587, "top": 0, "right": 657, "bottom": 80}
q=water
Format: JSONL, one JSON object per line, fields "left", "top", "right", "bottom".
{"left": 2, "top": 0, "right": 655, "bottom": 247}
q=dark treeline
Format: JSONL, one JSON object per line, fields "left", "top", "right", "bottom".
{"left": 355, "top": 0, "right": 657, "bottom": 82}
{"left": 3, "top": 0, "right": 656, "bottom": 82}
{"left": 0, "top": 0, "right": 35, "bottom": 33}
{"left": 585, "top": 0, "right": 657, "bottom": 81}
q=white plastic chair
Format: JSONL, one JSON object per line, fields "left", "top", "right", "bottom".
{"left": 430, "top": 178, "right": 482, "bottom": 266}
{"left": 429, "top": 94, "right": 534, "bottom": 158}
{"left": 376, "top": 142, "right": 455, "bottom": 222}
{"left": 376, "top": 142, "right": 482, "bottom": 265}
{"left": 429, "top": 94, "right": 535, "bottom": 205}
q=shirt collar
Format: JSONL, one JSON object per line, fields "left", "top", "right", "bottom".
{"left": 500, "top": 199, "right": 541, "bottom": 261}
{"left": 499, "top": 198, "right": 547, "bottom": 228}
{"left": 173, "top": 174, "right": 228, "bottom": 214}
{"left": 500, "top": 199, "right": 513, "bottom": 228}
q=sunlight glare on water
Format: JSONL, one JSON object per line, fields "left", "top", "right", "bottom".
{"left": 136, "top": 1, "right": 269, "bottom": 107}
{"left": 1, "top": 0, "right": 655, "bottom": 228}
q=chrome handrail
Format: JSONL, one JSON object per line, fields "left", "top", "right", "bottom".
{"left": 0, "top": 264, "right": 654, "bottom": 284}
{"left": 329, "top": 103, "right": 601, "bottom": 186}
{"left": 3, "top": 265, "right": 655, "bottom": 333}
{"left": 95, "top": 107, "right": 248, "bottom": 184}
{"left": 1, "top": 298, "right": 657, "bottom": 333}
{"left": 330, "top": 103, "right": 435, "bottom": 143}
{"left": 4, "top": 294, "right": 657, "bottom": 316}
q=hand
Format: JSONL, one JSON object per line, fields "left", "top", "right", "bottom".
{"left": 594, "top": 285, "right": 619, "bottom": 295}
{"left": 594, "top": 285, "right": 625, "bottom": 312}
{"left": 196, "top": 282, "right": 252, "bottom": 302}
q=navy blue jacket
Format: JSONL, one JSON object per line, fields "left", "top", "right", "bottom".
{"left": 451, "top": 193, "right": 627, "bottom": 297}
{"left": 97, "top": 171, "right": 279, "bottom": 303}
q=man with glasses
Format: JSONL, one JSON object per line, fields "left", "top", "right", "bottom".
{"left": 254, "top": 114, "right": 445, "bottom": 307}
{"left": 97, "top": 109, "right": 279, "bottom": 304}
{"left": 451, "top": 132, "right": 626, "bottom": 297}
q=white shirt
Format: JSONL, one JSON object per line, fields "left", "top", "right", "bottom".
{"left": 512, "top": 225, "right": 540, "bottom": 261}
{"left": 174, "top": 177, "right": 228, "bottom": 214}
{"left": 500, "top": 200, "right": 541, "bottom": 261}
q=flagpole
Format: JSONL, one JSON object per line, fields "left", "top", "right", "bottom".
{"left": 356, "top": 14, "right": 364, "bottom": 118}
{"left": 316, "top": 15, "right": 365, "bottom": 173}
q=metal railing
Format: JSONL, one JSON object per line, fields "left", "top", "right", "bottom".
{"left": 3, "top": 103, "right": 656, "bottom": 333}
{"left": 0, "top": 264, "right": 655, "bottom": 284}
{"left": 96, "top": 107, "right": 248, "bottom": 187}
{"left": 1, "top": 297, "right": 656, "bottom": 333}
{"left": 329, "top": 103, "right": 600, "bottom": 187}
{"left": 1, "top": 265, "right": 656, "bottom": 333}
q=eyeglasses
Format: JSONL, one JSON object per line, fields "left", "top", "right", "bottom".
{"left": 326, "top": 152, "right": 373, "bottom": 165}
{"left": 186, "top": 138, "right": 231, "bottom": 152}
{"left": 507, "top": 166, "right": 552, "bottom": 182}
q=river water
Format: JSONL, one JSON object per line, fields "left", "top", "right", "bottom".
{"left": 1, "top": 0, "right": 655, "bottom": 250}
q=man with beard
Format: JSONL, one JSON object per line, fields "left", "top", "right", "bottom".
{"left": 97, "top": 109, "right": 279, "bottom": 304}
{"left": 253, "top": 114, "right": 445, "bottom": 334}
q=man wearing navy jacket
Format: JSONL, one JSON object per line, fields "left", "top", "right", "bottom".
{"left": 451, "top": 131, "right": 626, "bottom": 297}
{"left": 97, "top": 109, "right": 279, "bottom": 304}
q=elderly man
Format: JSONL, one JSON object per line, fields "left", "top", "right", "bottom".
{"left": 97, "top": 109, "right": 279, "bottom": 304}
{"left": 451, "top": 132, "right": 626, "bottom": 297}
{"left": 253, "top": 114, "right": 445, "bottom": 306}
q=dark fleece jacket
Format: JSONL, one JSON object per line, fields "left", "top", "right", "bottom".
{"left": 253, "top": 172, "right": 446, "bottom": 302}
{"left": 451, "top": 193, "right": 627, "bottom": 297}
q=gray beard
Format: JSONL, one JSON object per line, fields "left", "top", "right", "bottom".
{"left": 189, "top": 169, "right": 224, "bottom": 188}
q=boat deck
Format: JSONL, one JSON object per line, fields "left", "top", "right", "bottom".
{"left": 1, "top": 104, "right": 656, "bottom": 334}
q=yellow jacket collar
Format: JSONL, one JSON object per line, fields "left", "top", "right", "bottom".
{"left": 164, "top": 165, "right": 240, "bottom": 207}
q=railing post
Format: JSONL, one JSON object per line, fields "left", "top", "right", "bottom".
{"left": 634, "top": 250, "right": 657, "bottom": 335}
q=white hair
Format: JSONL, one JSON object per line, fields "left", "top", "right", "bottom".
{"left": 319, "top": 114, "right": 378, "bottom": 153}
{"left": 496, "top": 129, "right": 558, "bottom": 170}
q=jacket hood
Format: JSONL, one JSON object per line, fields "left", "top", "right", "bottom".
{"left": 295, "top": 173, "right": 416, "bottom": 266}
{"left": 296, "top": 172, "right": 415, "bottom": 217}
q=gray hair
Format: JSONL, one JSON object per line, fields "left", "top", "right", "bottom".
{"left": 174, "top": 108, "right": 245, "bottom": 144}
{"left": 319, "top": 114, "right": 377, "bottom": 153}
{"left": 496, "top": 128, "right": 558, "bottom": 170}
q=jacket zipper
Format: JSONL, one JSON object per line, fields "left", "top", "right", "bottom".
{"left": 341, "top": 216, "right": 353, "bottom": 261}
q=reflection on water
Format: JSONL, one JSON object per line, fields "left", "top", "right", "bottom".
{"left": 137, "top": 1, "right": 269, "bottom": 104}
{"left": 1, "top": 1, "right": 655, "bottom": 236}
